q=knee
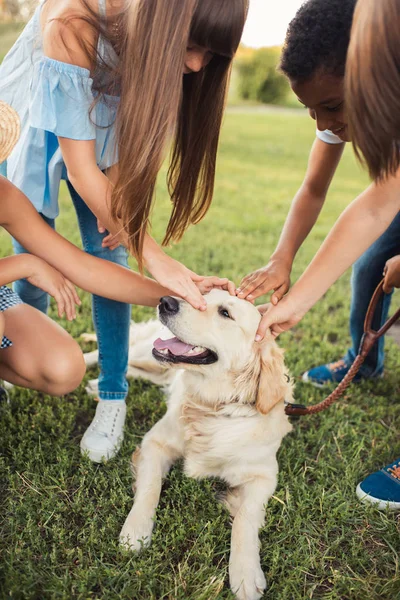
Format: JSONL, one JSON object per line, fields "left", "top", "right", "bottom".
{"left": 41, "top": 340, "right": 86, "bottom": 396}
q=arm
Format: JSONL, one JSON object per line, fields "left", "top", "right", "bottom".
{"left": 238, "top": 138, "right": 344, "bottom": 302}
{"left": 256, "top": 174, "right": 400, "bottom": 339}
{"left": 0, "top": 255, "right": 39, "bottom": 287}
{"left": 0, "top": 177, "right": 169, "bottom": 307}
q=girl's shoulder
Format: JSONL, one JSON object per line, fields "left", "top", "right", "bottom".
{"left": 40, "top": 0, "right": 99, "bottom": 70}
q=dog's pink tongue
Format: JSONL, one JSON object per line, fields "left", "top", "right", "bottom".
{"left": 154, "top": 337, "right": 193, "bottom": 356}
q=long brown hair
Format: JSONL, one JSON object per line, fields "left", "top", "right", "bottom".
{"left": 56, "top": 0, "right": 247, "bottom": 268}
{"left": 346, "top": 0, "right": 400, "bottom": 181}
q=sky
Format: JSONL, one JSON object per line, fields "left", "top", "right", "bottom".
{"left": 242, "top": 0, "right": 305, "bottom": 48}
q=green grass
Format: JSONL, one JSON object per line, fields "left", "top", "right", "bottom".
{"left": 1, "top": 110, "right": 399, "bottom": 600}
{"left": 0, "top": 22, "right": 24, "bottom": 63}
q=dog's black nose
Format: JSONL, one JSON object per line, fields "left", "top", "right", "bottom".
{"left": 159, "top": 296, "right": 180, "bottom": 315}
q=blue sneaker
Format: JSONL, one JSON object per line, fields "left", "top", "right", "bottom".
{"left": 302, "top": 357, "right": 382, "bottom": 387}
{"left": 356, "top": 459, "right": 400, "bottom": 511}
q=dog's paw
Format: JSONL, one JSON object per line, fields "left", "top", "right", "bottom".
{"left": 119, "top": 511, "right": 154, "bottom": 553}
{"left": 229, "top": 558, "right": 266, "bottom": 600}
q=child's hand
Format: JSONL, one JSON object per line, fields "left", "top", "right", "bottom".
{"left": 237, "top": 256, "right": 292, "bottom": 304}
{"left": 383, "top": 255, "right": 400, "bottom": 293}
{"left": 26, "top": 257, "right": 81, "bottom": 320}
{"left": 196, "top": 277, "right": 237, "bottom": 296}
{"left": 98, "top": 219, "right": 128, "bottom": 250}
{"left": 254, "top": 295, "right": 305, "bottom": 341}
{"left": 144, "top": 251, "right": 207, "bottom": 310}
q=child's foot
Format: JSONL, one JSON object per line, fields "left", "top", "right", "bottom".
{"left": 80, "top": 400, "right": 126, "bottom": 463}
{"left": 356, "top": 459, "right": 400, "bottom": 511}
{"left": 302, "top": 357, "right": 383, "bottom": 387}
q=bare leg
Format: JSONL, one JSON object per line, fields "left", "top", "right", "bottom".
{"left": 229, "top": 477, "right": 277, "bottom": 600}
{"left": 120, "top": 416, "right": 183, "bottom": 551}
{"left": 0, "top": 304, "right": 86, "bottom": 395}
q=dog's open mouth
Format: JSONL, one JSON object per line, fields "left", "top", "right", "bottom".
{"left": 152, "top": 336, "right": 217, "bottom": 365}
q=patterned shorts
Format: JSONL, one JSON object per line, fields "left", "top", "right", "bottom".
{"left": 0, "top": 286, "right": 23, "bottom": 349}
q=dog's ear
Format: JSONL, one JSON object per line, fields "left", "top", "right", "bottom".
{"left": 234, "top": 337, "right": 291, "bottom": 414}
{"left": 255, "top": 339, "right": 289, "bottom": 415}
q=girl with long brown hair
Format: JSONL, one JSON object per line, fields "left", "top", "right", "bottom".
{"left": 0, "top": 0, "right": 247, "bottom": 462}
{"left": 252, "top": 0, "right": 400, "bottom": 511}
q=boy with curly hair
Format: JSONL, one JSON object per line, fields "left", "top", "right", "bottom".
{"left": 238, "top": 0, "right": 400, "bottom": 510}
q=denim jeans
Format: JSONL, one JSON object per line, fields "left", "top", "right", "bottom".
{"left": 345, "top": 211, "right": 400, "bottom": 376}
{"left": 12, "top": 181, "right": 131, "bottom": 400}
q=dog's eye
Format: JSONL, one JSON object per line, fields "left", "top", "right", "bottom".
{"left": 218, "top": 307, "right": 232, "bottom": 320}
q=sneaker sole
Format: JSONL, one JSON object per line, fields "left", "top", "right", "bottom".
{"left": 356, "top": 483, "right": 400, "bottom": 511}
{"left": 301, "top": 372, "right": 327, "bottom": 388}
{"left": 80, "top": 439, "right": 121, "bottom": 463}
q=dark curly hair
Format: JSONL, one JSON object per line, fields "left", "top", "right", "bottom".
{"left": 280, "top": 0, "right": 357, "bottom": 82}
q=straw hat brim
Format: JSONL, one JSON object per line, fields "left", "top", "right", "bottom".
{"left": 0, "top": 101, "right": 21, "bottom": 164}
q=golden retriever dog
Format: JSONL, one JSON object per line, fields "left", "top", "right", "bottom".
{"left": 115, "top": 290, "right": 294, "bottom": 600}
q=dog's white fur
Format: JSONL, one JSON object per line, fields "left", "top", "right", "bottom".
{"left": 83, "top": 290, "right": 293, "bottom": 600}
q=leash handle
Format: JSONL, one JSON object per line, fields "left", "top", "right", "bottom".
{"left": 285, "top": 279, "right": 400, "bottom": 417}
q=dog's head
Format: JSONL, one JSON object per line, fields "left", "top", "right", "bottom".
{"left": 153, "top": 290, "right": 292, "bottom": 414}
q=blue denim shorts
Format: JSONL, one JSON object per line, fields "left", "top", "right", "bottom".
{"left": 0, "top": 285, "right": 23, "bottom": 348}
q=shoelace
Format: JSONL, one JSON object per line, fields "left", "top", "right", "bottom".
{"left": 329, "top": 359, "right": 347, "bottom": 373}
{"left": 388, "top": 463, "right": 400, "bottom": 480}
{"left": 92, "top": 404, "right": 122, "bottom": 437}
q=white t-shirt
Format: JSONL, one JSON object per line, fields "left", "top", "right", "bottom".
{"left": 316, "top": 129, "right": 344, "bottom": 144}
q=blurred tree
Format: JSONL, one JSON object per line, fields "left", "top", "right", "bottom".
{"left": 236, "top": 46, "right": 290, "bottom": 105}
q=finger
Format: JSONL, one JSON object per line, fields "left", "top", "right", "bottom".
{"left": 66, "top": 280, "right": 81, "bottom": 306}
{"left": 237, "top": 275, "right": 257, "bottom": 297}
{"left": 203, "top": 276, "right": 228, "bottom": 287}
{"left": 97, "top": 219, "right": 106, "bottom": 234}
{"left": 382, "top": 277, "right": 393, "bottom": 294}
{"left": 255, "top": 313, "right": 274, "bottom": 341}
{"left": 246, "top": 279, "right": 278, "bottom": 302}
{"left": 54, "top": 291, "right": 65, "bottom": 319}
{"left": 61, "top": 286, "right": 76, "bottom": 321}
{"left": 66, "top": 285, "right": 79, "bottom": 319}
{"left": 239, "top": 272, "right": 256, "bottom": 289}
{"left": 238, "top": 275, "right": 271, "bottom": 299}
{"left": 177, "top": 280, "right": 207, "bottom": 310}
{"left": 102, "top": 233, "right": 117, "bottom": 247}
{"left": 187, "top": 270, "right": 205, "bottom": 283}
{"left": 271, "top": 282, "right": 290, "bottom": 305}
{"left": 226, "top": 280, "right": 237, "bottom": 296}
{"left": 270, "top": 323, "right": 288, "bottom": 338}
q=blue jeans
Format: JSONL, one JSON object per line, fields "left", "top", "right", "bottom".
{"left": 345, "top": 211, "right": 400, "bottom": 376}
{"left": 12, "top": 182, "right": 131, "bottom": 400}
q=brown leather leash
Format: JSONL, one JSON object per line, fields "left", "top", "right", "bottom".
{"left": 285, "top": 280, "right": 400, "bottom": 418}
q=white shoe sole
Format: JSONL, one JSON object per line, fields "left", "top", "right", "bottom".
{"left": 301, "top": 371, "right": 326, "bottom": 388}
{"left": 80, "top": 437, "right": 122, "bottom": 463}
{"left": 356, "top": 483, "right": 400, "bottom": 511}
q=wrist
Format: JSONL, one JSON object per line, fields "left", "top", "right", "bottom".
{"left": 286, "top": 280, "right": 317, "bottom": 317}
{"left": 142, "top": 235, "right": 165, "bottom": 265}
{"left": 270, "top": 250, "right": 294, "bottom": 268}
{"left": 0, "top": 254, "right": 41, "bottom": 286}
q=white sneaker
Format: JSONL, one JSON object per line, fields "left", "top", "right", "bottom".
{"left": 80, "top": 400, "right": 127, "bottom": 463}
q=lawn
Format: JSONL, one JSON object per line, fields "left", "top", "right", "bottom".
{"left": 0, "top": 106, "right": 399, "bottom": 599}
